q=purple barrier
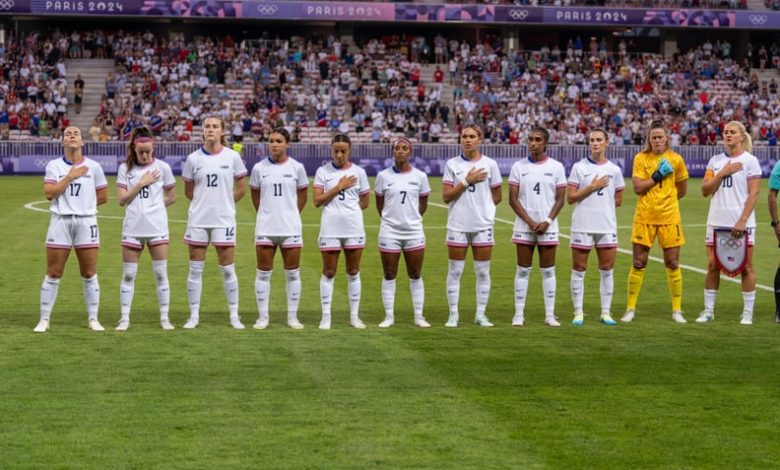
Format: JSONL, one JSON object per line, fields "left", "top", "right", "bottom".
{"left": 5, "top": 144, "right": 780, "bottom": 178}
{"left": 0, "top": 2, "right": 777, "bottom": 29}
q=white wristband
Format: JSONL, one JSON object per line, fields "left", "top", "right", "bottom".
{"left": 544, "top": 217, "right": 553, "bottom": 225}
{"left": 460, "top": 177, "right": 470, "bottom": 188}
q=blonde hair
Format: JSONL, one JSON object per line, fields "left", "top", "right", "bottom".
{"left": 725, "top": 120, "right": 753, "bottom": 153}
{"left": 203, "top": 116, "right": 229, "bottom": 147}
{"left": 642, "top": 120, "right": 670, "bottom": 154}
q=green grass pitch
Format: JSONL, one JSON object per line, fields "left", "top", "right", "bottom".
{"left": 1, "top": 175, "right": 780, "bottom": 468}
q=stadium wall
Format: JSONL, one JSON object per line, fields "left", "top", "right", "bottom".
{"left": 2, "top": 143, "right": 780, "bottom": 178}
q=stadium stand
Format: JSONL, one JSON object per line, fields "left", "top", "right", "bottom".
{"left": 2, "top": 24, "right": 780, "bottom": 145}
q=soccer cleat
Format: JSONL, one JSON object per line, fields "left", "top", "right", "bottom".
{"left": 474, "top": 315, "right": 493, "bottom": 327}
{"left": 287, "top": 319, "right": 304, "bottom": 330}
{"left": 33, "top": 319, "right": 49, "bottom": 333}
{"left": 621, "top": 310, "right": 635, "bottom": 323}
{"left": 415, "top": 318, "right": 431, "bottom": 328}
{"left": 319, "top": 317, "right": 331, "bottom": 330}
{"left": 672, "top": 311, "right": 687, "bottom": 324}
{"left": 351, "top": 317, "right": 366, "bottom": 329}
{"left": 445, "top": 313, "right": 459, "bottom": 328}
{"left": 183, "top": 317, "right": 199, "bottom": 329}
{"left": 545, "top": 316, "right": 561, "bottom": 327}
{"left": 160, "top": 319, "right": 175, "bottom": 330}
{"left": 230, "top": 318, "right": 245, "bottom": 330}
{"left": 740, "top": 311, "right": 753, "bottom": 325}
{"left": 116, "top": 319, "right": 130, "bottom": 331}
{"left": 572, "top": 310, "right": 584, "bottom": 326}
{"left": 378, "top": 317, "right": 394, "bottom": 329}
{"left": 600, "top": 313, "right": 617, "bottom": 326}
{"left": 89, "top": 319, "right": 105, "bottom": 332}
{"left": 776, "top": 311, "right": 780, "bottom": 323}
{"left": 253, "top": 317, "right": 269, "bottom": 330}
{"left": 511, "top": 314, "right": 525, "bottom": 327}
{"left": 696, "top": 310, "right": 714, "bottom": 323}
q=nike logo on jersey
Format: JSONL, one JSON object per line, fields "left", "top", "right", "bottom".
{"left": 325, "top": 178, "right": 333, "bottom": 183}
{"left": 584, "top": 173, "right": 592, "bottom": 178}
{"left": 521, "top": 172, "right": 529, "bottom": 177}
{"left": 387, "top": 182, "right": 395, "bottom": 187}
{"left": 455, "top": 171, "right": 463, "bottom": 175}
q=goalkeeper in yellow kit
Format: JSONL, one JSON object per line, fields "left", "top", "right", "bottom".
{"left": 622, "top": 121, "right": 689, "bottom": 323}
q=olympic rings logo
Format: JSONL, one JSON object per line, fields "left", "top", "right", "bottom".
{"left": 748, "top": 15, "right": 768, "bottom": 25}
{"left": 508, "top": 9, "right": 529, "bottom": 21}
{"left": 0, "top": 0, "right": 15, "bottom": 11}
{"left": 256, "top": 4, "right": 278, "bottom": 15}
{"left": 719, "top": 237, "right": 743, "bottom": 249}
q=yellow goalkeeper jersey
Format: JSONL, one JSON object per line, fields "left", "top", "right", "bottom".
{"left": 632, "top": 150, "right": 688, "bottom": 225}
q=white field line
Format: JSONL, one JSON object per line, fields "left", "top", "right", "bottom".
{"left": 428, "top": 202, "right": 773, "bottom": 293}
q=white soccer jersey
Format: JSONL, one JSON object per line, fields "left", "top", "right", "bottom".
{"left": 44, "top": 157, "right": 108, "bottom": 216}
{"left": 567, "top": 157, "right": 625, "bottom": 233}
{"left": 314, "top": 161, "right": 370, "bottom": 238}
{"left": 706, "top": 151, "right": 762, "bottom": 228}
{"left": 375, "top": 165, "right": 431, "bottom": 239}
{"left": 182, "top": 146, "right": 247, "bottom": 228}
{"left": 117, "top": 159, "right": 176, "bottom": 237}
{"left": 508, "top": 156, "right": 567, "bottom": 232}
{"left": 442, "top": 154, "right": 502, "bottom": 232}
{"left": 250, "top": 157, "right": 309, "bottom": 237}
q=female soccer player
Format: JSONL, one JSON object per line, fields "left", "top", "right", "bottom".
{"left": 313, "top": 133, "right": 370, "bottom": 329}
{"left": 442, "top": 124, "right": 502, "bottom": 327}
{"left": 116, "top": 126, "right": 176, "bottom": 331}
{"left": 566, "top": 129, "right": 624, "bottom": 326}
{"left": 623, "top": 120, "right": 689, "bottom": 323}
{"left": 36, "top": 126, "right": 108, "bottom": 332}
{"left": 697, "top": 121, "right": 760, "bottom": 325}
{"left": 182, "top": 116, "right": 247, "bottom": 329}
{"left": 375, "top": 137, "right": 431, "bottom": 328}
{"left": 250, "top": 127, "right": 308, "bottom": 330}
{"left": 508, "top": 126, "right": 566, "bottom": 327}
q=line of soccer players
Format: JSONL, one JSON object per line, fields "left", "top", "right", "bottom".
{"left": 34, "top": 118, "right": 780, "bottom": 332}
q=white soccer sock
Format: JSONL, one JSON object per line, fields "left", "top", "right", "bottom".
{"left": 219, "top": 264, "right": 239, "bottom": 318}
{"left": 83, "top": 275, "right": 100, "bottom": 321}
{"left": 743, "top": 290, "right": 756, "bottom": 314}
{"left": 382, "top": 278, "right": 396, "bottom": 318}
{"left": 152, "top": 260, "right": 170, "bottom": 319}
{"left": 410, "top": 277, "right": 424, "bottom": 319}
{"left": 571, "top": 269, "right": 585, "bottom": 312}
{"left": 704, "top": 289, "right": 718, "bottom": 312}
{"left": 255, "top": 269, "right": 272, "bottom": 321}
{"left": 120, "top": 262, "right": 138, "bottom": 318}
{"left": 284, "top": 268, "right": 301, "bottom": 321}
{"left": 320, "top": 275, "right": 334, "bottom": 317}
{"left": 514, "top": 266, "right": 531, "bottom": 316}
{"left": 474, "top": 260, "right": 491, "bottom": 317}
{"left": 599, "top": 269, "right": 614, "bottom": 313}
{"left": 541, "top": 267, "right": 557, "bottom": 317}
{"left": 187, "top": 260, "right": 205, "bottom": 319}
{"left": 446, "top": 259, "right": 465, "bottom": 315}
{"left": 348, "top": 272, "right": 361, "bottom": 318}
{"left": 40, "top": 275, "right": 61, "bottom": 322}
